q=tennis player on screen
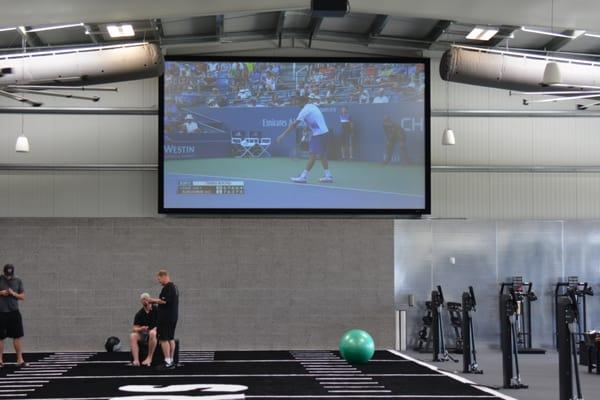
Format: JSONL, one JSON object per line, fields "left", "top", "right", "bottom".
{"left": 276, "top": 94, "right": 333, "bottom": 183}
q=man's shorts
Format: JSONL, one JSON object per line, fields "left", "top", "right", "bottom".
{"left": 309, "top": 132, "right": 329, "bottom": 157}
{"left": 157, "top": 321, "right": 177, "bottom": 341}
{"left": 0, "top": 311, "right": 24, "bottom": 340}
{"left": 137, "top": 331, "right": 149, "bottom": 343}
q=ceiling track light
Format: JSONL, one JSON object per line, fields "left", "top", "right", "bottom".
{"left": 520, "top": 26, "right": 586, "bottom": 39}
{"left": 26, "top": 22, "right": 85, "bottom": 33}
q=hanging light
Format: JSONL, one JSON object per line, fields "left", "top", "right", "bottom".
{"left": 15, "top": 135, "right": 30, "bottom": 152}
{"left": 442, "top": 80, "right": 455, "bottom": 146}
{"left": 541, "top": 62, "right": 562, "bottom": 86}
{"left": 442, "top": 129, "right": 456, "bottom": 145}
{"left": 15, "top": 114, "right": 30, "bottom": 153}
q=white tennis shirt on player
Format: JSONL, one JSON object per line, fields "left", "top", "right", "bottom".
{"left": 296, "top": 103, "right": 329, "bottom": 136}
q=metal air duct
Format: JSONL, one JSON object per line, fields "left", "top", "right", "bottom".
{"left": 440, "top": 46, "right": 600, "bottom": 92}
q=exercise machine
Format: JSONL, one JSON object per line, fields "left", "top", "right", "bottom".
{"left": 555, "top": 276, "right": 593, "bottom": 349}
{"left": 499, "top": 276, "right": 546, "bottom": 354}
{"left": 415, "top": 300, "right": 433, "bottom": 352}
{"left": 462, "top": 286, "right": 482, "bottom": 374}
{"left": 499, "top": 287, "right": 528, "bottom": 389}
{"left": 446, "top": 300, "right": 464, "bottom": 353}
{"left": 557, "top": 288, "right": 584, "bottom": 400}
{"left": 431, "top": 286, "right": 450, "bottom": 362}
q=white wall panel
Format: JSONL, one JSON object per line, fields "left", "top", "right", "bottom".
{"left": 54, "top": 115, "right": 99, "bottom": 163}
{"left": 575, "top": 118, "right": 600, "bottom": 165}
{"left": 430, "top": 54, "right": 600, "bottom": 219}
{"left": 430, "top": 117, "right": 447, "bottom": 165}
{"left": 532, "top": 173, "right": 578, "bottom": 219}
{"left": 489, "top": 173, "right": 534, "bottom": 218}
{"left": 8, "top": 171, "right": 55, "bottom": 217}
{"left": 98, "top": 116, "right": 144, "bottom": 163}
{"left": 0, "top": 77, "right": 158, "bottom": 217}
{"left": 13, "top": 115, "right": 56, "bottom": 163}
{"left": 576, "top": 174, "right": 600, "bottom": 218}
{"left": 532, "top": 118, "right": 578, "bottom": 165}
{"left": 445, "top": 117, "right": 489, "bottom": 165}
{"left": 142, "top": 116, "right": 159, "bottom": 163}
{"left": 488, "top": 117, "right": 534, "bottom": 165}
{"left": 0, "top": 115, "right": 18, "bottom": 162}
{"left": 142, "top": 171, "right": 159, "bottom": 216}
{"left": 98, "top": 172, "right": 146, "bottom": 217}
{"left": 450, "top": 82, "right": 489, "bottom": 110}
{"left": 53, "top": 172, "right": 100, "bottom": 217}
{"left": 487, "top": 87, "right": 525, "bottom": 110}
{"left": 444, "top": 172, "right": 491, "bottom": 218}
{"left": 429, "top": 58, "right": 446, "bottom": 111}
{"left": 430, "top": 172, "right": 447, "bottom": 217}
{"left": 0, "top": 173, "right": 8, "bottom": 217}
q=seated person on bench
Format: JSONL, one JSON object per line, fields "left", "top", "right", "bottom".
{"left": 129, "top": 293, "right": 158, "bottom": 366}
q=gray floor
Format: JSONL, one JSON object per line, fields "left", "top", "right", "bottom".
{"left": 405, "top": 347, "right": 600, "bottom": 400}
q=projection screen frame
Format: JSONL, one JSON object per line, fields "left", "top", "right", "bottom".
{"left": 159, "top": 55, "right": 431, "bottom": 216}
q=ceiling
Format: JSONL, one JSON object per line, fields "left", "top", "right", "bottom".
{"left": 2, "top": 0, "right": 600, "bottom": 58}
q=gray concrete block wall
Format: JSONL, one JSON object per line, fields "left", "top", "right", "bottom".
{"left": 0, "top": 218, "right": 394, "bottom": 351}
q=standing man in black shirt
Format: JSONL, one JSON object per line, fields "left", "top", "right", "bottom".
{"left": 0, "top": 264, "right": 26, "bottom": 368}
{"left": 129, "top": 293, "right": 158, "bottom": 367}
{"left": 148, "top": 269, "right": 179, "bottom": 369}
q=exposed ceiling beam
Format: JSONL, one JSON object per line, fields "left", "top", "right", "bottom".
{"left": 276, "top": 11, "right": 286, "bottom": 48}
{"left": 425, "top": 20, "right": 452, "bottom": 48}
{"left": 159, "top": 28, "right": 433, "bottom": 53}
{"left": 151, "top": 18, "right": 165, "bottom": 42}
{"left": 307, "top": 16, "right": 323, "bottom": 48}
{"left": 368, "top": 14, "right": 389, "bottom": 37}
{"left": 83, "top": 24, "right": 102, "bottom": 44}
{"left": 541, "top": 29, "right": 577, "bottom": 52}
{"left": 486, "top": 25, "right": 519, "bottom": 47}
{"left": 17, "top": 26, "right": 43, "bottom": 47}
{"left": 167, "top": 36, "right": 421, "bottom": 58}
{"left": 215, "top": 15, "right": 224, "bottom": 38}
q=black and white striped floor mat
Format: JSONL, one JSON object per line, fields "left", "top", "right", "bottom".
{"left": 0, "top": 350, "right": 515, "bottom": 399}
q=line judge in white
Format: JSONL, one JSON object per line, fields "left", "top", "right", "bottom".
{"left": 276, "top": 94, "right": 333, "bottom": 183}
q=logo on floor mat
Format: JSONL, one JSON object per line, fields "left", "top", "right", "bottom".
{"left": 111, "top": 384, "right": 248, "bottom": 399}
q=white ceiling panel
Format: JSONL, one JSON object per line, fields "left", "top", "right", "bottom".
{"left": 283, "top": 11, "right": 311, "bottom": 30}
{"left": 0, "top": 30, "right": 22, "bottom": 49}
{"left": 162, "top": 16, "right": 217, "bottom": 37}
{"left": 380, "top": 17, "right": 439, "bottom": 38}
{"left": 320, "top": 13, "right": 375, "bottom": 34}
{"left": 224, "top": 12, "right": 280, "bottom": 33}
{"left": 35, "top": 26, "right": 90, "bottom": 46}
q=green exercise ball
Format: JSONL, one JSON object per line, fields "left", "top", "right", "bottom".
{"left": 339, "top": 329, "right": 375, "bottom": 364}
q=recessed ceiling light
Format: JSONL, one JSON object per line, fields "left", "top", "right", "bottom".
{"left": 106, "top": 24, "right": 135, "bottom": 38}
{"left": 466, "top": 26, "right": 499, "bottom": 41}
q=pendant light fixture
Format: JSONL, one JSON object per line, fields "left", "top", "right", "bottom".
{"left": 15, "top": 114, "right": 30, "bottom": 153}
{"left": 442, "top": 79, "right": 455, "bottom": 145}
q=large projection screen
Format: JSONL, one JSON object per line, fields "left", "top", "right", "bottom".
{"left": 159, "top": 57, "right": 430, "bottom": 214}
